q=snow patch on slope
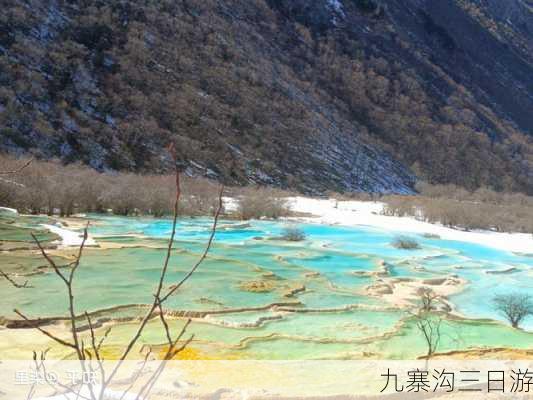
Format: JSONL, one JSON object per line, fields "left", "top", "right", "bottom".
{"left": 327, "top": 0, "right": 345, "bottom": 24}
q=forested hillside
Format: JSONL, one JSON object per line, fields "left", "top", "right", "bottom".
{"left": 1, "top": 0, "right": 532, "bottom": 194}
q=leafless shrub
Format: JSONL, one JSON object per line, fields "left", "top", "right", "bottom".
{"left": 414, "top": 312, "right": 442, "bottom": 359}
{"left": 417, "top": 287, "right": 439, "bottom": 312}
{"left": 327, "top": 191, "right": 376, "bottom": 202}
{"left": 139, "top": 175, "right": 174, "bottom": 217}
{"left": 99, "top": 173, "right": 145, "bottom": 216}
{"left": 422, "top": 233, "right": 440, "bottom": 239}
{"left": 181, "top": 176, "right": 224, "bottom": 216}
{"left": 0, "top": 154, "right": 225, "bottom": 218}
{"left": 392, "top": 236, "right": 420, "bottom": 250}
{"left": 236, "top": 187, "right": 292, "bottom": 220}
{"left": 411, "top": 286, "right": 449, "bottom": 359}
{"left": 493, "top": 293, "right": 533, "bottom": 329}
{"left": 0, "top": 156, "right": 32, "bottom": 206}
{"left": 382, "top": 183, "right": 533, "bottom": 234}
{"left": 280, "top": 226, "right": 306, "bottom": 241}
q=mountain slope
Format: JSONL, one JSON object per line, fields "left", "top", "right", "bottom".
{"left": 1, "top": 0, "right": 532, "bottom": 194}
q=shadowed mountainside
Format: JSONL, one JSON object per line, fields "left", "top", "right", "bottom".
{"left": 1, "top": 0, "right": 532, "bottom": 194}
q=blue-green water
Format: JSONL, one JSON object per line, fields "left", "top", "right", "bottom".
{"left": 1, "top": 215, "right": 532, "bottom": 359}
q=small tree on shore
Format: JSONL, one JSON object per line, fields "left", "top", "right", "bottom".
{"left": 413, "top": 311, "right": 442, "bottom": 359}
{"left": 493, "top": 293, "right": 533, "bottom": 329}
{"left": 417, "top": 287, "right": 439, "bottom": 312}
{"left": 412, "top": 286, "right": 445, "bottom": 360}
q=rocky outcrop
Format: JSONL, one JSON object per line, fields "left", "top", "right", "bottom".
{"left": 283, "top": 284, "right": 306, "bottom": 298}
{"left": 239, "top": 280, "right": 277, "bottom": 293}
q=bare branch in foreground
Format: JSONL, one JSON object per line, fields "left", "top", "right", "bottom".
{"left": 13, "top": 144, "right": 223, "bottom": 399}
{"left": 86, "top": 312, "right": 107, "bottom": 400}
{"left": 135, "top": 319, "right": 193, "bottom": 400}
{"left": 97, "top": 327, "right": 112, "bottom": 352}
{"left": 0, "top": 269, "right": 33, "bottom": 288}
{"left": 31, "top": 349, "right": 92, "bottom": 400}
{"left": 31, "top": 225, "right": 89, "bottom": 358}
{"left": 159, "top": 184, "right": 224, "bottom": 304}
{"left": 117, "top": 347, "right": 153, "bottom": 400}
{"left": 14, "top": 309, "right": 76, "bottom": 349}
{"left": 104, "top": 161, "right": 184, "bottom": 384}
{"left": 105, "top": 145, "right": 224, "bottom": 388}
{"left": 28, "top": 224, "right": 97, "bottom": 400}
{"left": 30, "top": 233, "right": 68, "bottom": 285}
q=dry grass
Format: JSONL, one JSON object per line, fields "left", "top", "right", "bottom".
{"left": 0, "top": 154, "right": 221, "bottom": 217}
{"left": 234, "top": 187, "right": 293, "bottom": 220}
{"left": 382, "top": 183, "right": 533, "bottom": 233}
{"left": 0, "top": 154, "right": 299, "bottom": 219}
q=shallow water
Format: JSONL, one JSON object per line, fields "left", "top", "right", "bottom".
{"left": 0, "top": 215, "right": 531, "bottom": 359}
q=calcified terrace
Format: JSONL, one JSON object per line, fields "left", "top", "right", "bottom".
{"left": 0, "top": 214, "right": 532, "bottom": 361}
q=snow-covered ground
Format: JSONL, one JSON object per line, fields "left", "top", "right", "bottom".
{"left": 42, "top": 223, "right": 98, "bottom": 247}
{"left": 287, "top": 197, "right": 533, "bottom": 254}
{"left": 0, "top": 206, "right": 18, "bottom": 216}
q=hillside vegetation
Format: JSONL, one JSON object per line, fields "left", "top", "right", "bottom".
{"left": 0, "top": 154, "right": 293, "bottom": 219}
{"left": 383, "top": 183, "right": 533, "bottom": 233}
{"left": 1, "top": 0, "right": 532, "bottom": 194}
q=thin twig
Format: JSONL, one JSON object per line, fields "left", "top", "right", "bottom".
{"left": 85, "top": 312, "right": 107, "bottom": 400}
{"left": 159, "top": 185, "right": 224, "bottom": 304}
{"left": 156, "top": 297, "right": 173, "bottom": 348}
{"left": 97, "top": 327, "right": 112, "bottom": 352}
{"left": 118, "top": 347, "right": 153, "bottom": 400}
{"left": 0, "top": 158, "right": 33, "bottom": 175}
{"left": 14, "top": 309, "right": 76, "bottom": 349}
{"left": 31, "top": 233, "right": 68, "bottom": 285}
{"left": 32, "top": 349, "right": 92, "bottom": 400}
{"left": 135, "top": 320, "right": 193, "bottom": 400}
{"left": 104, "top": 166, "right": 183, "bottom": 386}
{"left": 30, "top": 225, "right": 96, "bottom": 400}
{"left": 0, "top": 269, "right": 33, "bottom": 288}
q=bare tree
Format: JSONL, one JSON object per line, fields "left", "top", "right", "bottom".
{"left": 1, "top": 154, "right": 226, "bottom": 218}
{"left": 493, "top": 293, "right": 533, "bottom": 329}
{"left": 236, "top": 187, "right": 291, "bottom": 220}
{"left": 412, "top": 288, "right": 444, "bottom": 359}
{"left": 9, "top": 144, "right": 224, "bottom": 399}
{"left": 280, "top": 225, "right": 306, "bottom": 241}
{"left": 417, "top": 287, "right": 439, "bottom": 312}
{"left": 414, "top": 312, "right": 442, "bottom": 359}
{"left": 0, "top": 269, "right": 33, "bottom": 288}
{"left": 0, "top": 157, "right": 32, "bottom": 187}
